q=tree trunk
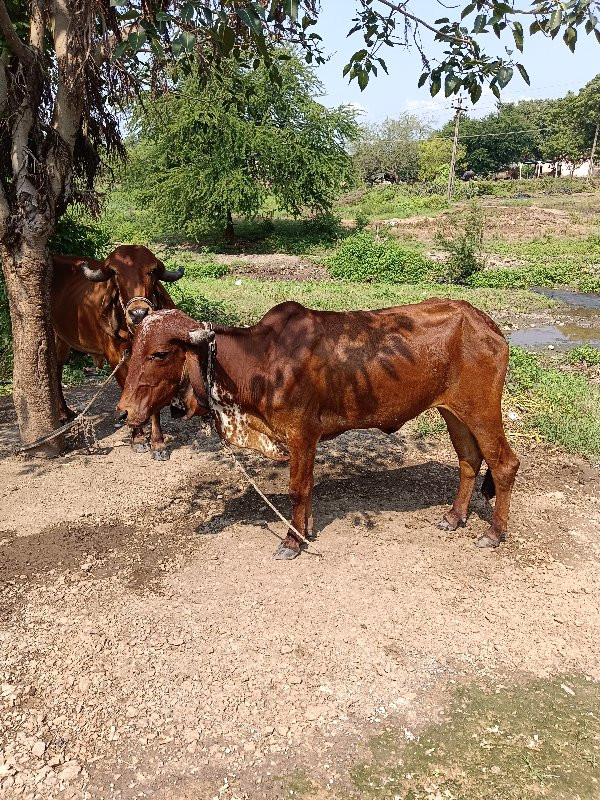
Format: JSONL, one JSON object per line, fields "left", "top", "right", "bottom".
{"left": 1, "top": 238, "right": 63, "bottom": 456}
{"left": 225, "top": 209, "right": 235, "bottom": 243}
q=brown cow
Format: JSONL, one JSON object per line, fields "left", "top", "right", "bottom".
{"left": 51, "top": 245, "right": 184, "bottom": 459}
{"left": 117, "top": 301, "right": 520, "bottom": 556}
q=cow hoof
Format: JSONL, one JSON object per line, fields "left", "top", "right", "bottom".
{"left": 151, "top": 449, "right": 171, "bottom": 461}
{"left": 132, "top": 442, "right": 151, "bottom": 454}
{"left": 274, "top": 544, "right": 300, "bottom": 560}
{"left": 436, "top": 515, "right": 465, "bottom": 532}
{"left": 477, "top": 533, "right": 503, "bottom": 549}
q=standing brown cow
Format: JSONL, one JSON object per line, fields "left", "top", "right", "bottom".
{"left": 51, "top": 245, "right": 184, "bottom": 459}
{"left": 117, "top": 301, "right": 520, "bottom": 556}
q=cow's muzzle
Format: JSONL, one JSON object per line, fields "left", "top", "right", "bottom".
{"left": 116, "top": 409, "right": 128, "bottom": 422}
{"left": 129, "top": 306, "right": 150, "bottom": 325}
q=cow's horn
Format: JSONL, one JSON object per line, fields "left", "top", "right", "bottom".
{"left": 81, "top": 262, "right": 110, "bottom": 282}
{"left": 160, "top": 265, "right": 185, "bottom": 282}
{"left": 189, "top": 328, "right": 216, "bottom": 345}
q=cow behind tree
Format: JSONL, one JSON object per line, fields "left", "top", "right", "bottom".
{"left": 117, "top": 300, "right": 520, "bottom": 557}
{"left": 51, "top": 244, "right": 184, "bottom": 459}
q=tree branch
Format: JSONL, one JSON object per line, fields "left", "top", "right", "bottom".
{"left": 0, "top": 0, "right": 34, "bottom": 62}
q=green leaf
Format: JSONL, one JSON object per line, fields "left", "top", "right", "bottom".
{"left": 430, "top": 74, "right": 442, "bottom": 97}
{"left": 473, "top": 13, "right": 487, "bottom": 33}
{"left": 469, "top": 82, "right": 482, "bottom": 103}
{"left": 497, "top": 65, "right": 513, "bottom": 88}
{"left": 516, "top": 63, "right": 530, "bottom": 85}
{"left": 417, "top": 71, "right": 428, "bottom": 88}
{"left": 491, "top": 82, "right": 500, "bottom": 99}
{"left": 112, "top": 40, "right": 129, "bottom": 60}
{"left": 512, "top": 21, "right": 524, "bottom": 51}
{"left": 563, "top": 25, "right": 577, "bottom": 52}
{"left": 549, "top": 8, "right": 563, "bottom": 31}
{"left": 283, "top": 0, "right": 299, "bottom": 22}
{"left": 461, "top": 3, "right": 476, "bottom": 20}
{"left": 445, "top": 74, "right": 460, "bottom": 96}
{"left": 358, "top": 69, "right": 368, "bottom": 91}
{"left": 237, "top": 7, "right": 263, "bottom": 36}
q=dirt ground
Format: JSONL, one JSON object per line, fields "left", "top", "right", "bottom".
{"left": 1, "top": 381, "right": 599, "bottom": 799}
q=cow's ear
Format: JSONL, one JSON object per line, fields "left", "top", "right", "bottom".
{"left": 188, "top": 329, "right": 216, "bottom": 346}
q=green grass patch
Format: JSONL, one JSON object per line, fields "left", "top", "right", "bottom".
{"left": 175, "top": 276, "right": 553, "bottom": 327}
{"left": 507, "top": 346, "right": 600, "bottom": 459}
{"left": 351, "top": 674, "right": 600, "bottom": 800}
{"left": 335, "top": 185, "right": 449, "bottom": 220}
{"left": 476, "top": 235, "right": 600, "bottom": 292}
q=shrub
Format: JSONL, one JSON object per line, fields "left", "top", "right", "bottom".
{"left": 50, "top": 212, "right": 111, "bottom": 258}
{"left": 567, "top": 345, "right": 600, "bottom": 367}
{"left": 328, "top": 232, "right": 432, "bottom": 283}
{"left": 435, "top": 202, "right": 486, "bottom": 284}
{"left": 354, "top": 210, "right": 370, "bottom": 232}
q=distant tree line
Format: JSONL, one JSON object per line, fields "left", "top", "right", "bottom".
{"left": 352, "top": 74, "right": 600, "bottom": 182}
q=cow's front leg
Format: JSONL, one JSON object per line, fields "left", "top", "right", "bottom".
{"left": 150, "top": 413, "right": 170, "bottom": 461}
{"left": 275, "top": 436, "right": 317, "bottom": 561}
{"left": 131, "top": 425, "right": 151, "bottom": 453}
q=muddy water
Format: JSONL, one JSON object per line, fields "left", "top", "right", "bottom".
{"left": 509, "top": 288, "right": 600, "bottom": 351}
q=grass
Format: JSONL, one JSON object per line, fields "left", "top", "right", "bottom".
{"left": 350, "top": 674, "right": 600, "bottom": 800}
{"left": 477, "top": 234, "right": 600, "bottom": 292}
{"left": 507, "top": 347, "right": 600, "bottom": 460}
{"left": 174, "top": 275, "right": 554, "bottom": 327}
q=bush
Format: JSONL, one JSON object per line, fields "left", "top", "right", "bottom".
{"left": 162, "top": 250, "right": 229, "bottom": 280}
{"left": 435, "top": 202, "right": 486, "bottom": 284}
{"left": 50, "top": 212, "right": 111, "bottom": 258}
{"left": 567, "top": 345, "right": 600, "bottom": 367}
{"left": 328, "top": 232, "right": 432, "bottom": 283}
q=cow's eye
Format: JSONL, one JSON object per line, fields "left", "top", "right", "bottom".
{"left": 150, "top": 351, "right": 169, "bottom": 361}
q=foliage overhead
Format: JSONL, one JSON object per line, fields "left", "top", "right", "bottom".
{"left": 124, "top": 54, "right": 358, "bottom": 238}
{"left": 344, "top": 1, "right": 600, "bottom": 101}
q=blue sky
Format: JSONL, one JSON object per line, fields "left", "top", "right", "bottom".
{"left": 312, "top": 1, "right": 600, "bottom": 126}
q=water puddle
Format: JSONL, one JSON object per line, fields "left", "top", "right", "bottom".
{"left": 509, "top": 288, "right": 600, "bottom": 351}
{"left": 531, "top": 287, "right": 600, "bottom": 310}
{"left": 510, "top": 324, "right": 600, "bottom": 350}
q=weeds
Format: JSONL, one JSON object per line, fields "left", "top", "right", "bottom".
{"left": 327, "top": 232, "right": 433, "bottom": 283}
{"left": 567, "top": 345, "right": 600, "bottom": 367}
{"left": 435, "top": 201, "right": 486, "bottom": 284}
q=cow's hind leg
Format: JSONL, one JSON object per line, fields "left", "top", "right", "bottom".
{"left": 150, "top": 413, "right": 170, "bottom": 461}
{"left": 437, "top": 408, "right": 483, "bottom": 532}
{"left": 461, "top": 413, "right": 520, "bottom": 548}
{"left": 275, "top": 436, "right": 318, "bottom": 561}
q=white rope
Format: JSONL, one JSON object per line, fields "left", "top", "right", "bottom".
{"left": 14, "top": 351, "right": 128, "bottom": 454}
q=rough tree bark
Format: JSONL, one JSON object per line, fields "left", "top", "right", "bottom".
{"left": 0, "top": 240, "right": 63, "bottom": 454}
{"left": 0, "top": 0, "right": 84, "bottom": 453}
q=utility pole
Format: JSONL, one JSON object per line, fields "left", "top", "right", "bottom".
{"left": 590, "top": 115, "right": 600, "bottom": 177}
{"left": 447, "top": 95, "right": 465, "bottom": 202}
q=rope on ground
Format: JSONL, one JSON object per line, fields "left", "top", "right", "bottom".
{"left": 14, "top": 352, "right": 128, "bottom": 455}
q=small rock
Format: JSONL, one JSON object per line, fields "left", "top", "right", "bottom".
{"left": 31, "top": 741, "right": 46, "bottom": 758}
{"left": 58, "top": 762, "right": 81, "bottom": 782}
{"left": 243, "top": 742, "right": 256, "bottom": 752}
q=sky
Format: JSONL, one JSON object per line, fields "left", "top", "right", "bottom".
{"left": 311, "top": 0, "right": 600, "bottom": 127}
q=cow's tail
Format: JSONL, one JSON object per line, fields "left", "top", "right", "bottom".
{"left": 481, "top": 468, "right": 496, "bottom": 501}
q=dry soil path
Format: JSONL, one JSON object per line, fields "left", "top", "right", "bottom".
{"left": 1, "top": 385, "right": 599, "bottom": 799}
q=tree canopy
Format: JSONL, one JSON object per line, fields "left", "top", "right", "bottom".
{"left": 125, "top": 54, "right": 358, "bottom": 239}
{"left": 352, "top": 115, "right": 431, "bottom": 184}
